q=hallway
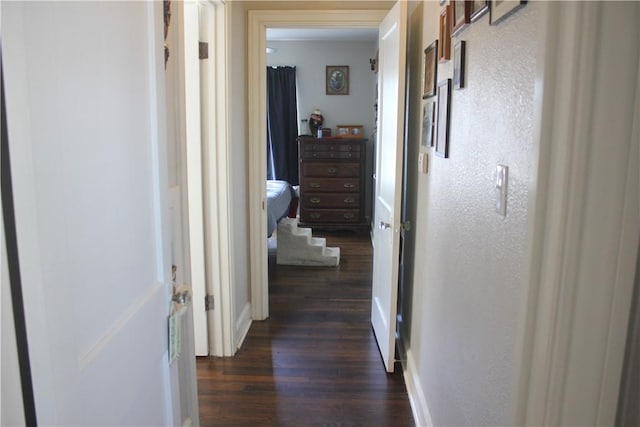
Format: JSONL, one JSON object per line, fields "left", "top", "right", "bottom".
{"left": 197, "top": 231, "right": 414, "bottom": 426}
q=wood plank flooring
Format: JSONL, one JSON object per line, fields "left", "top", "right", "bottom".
{"left": 197, "top": 231, "right": 415, "bottom": 427}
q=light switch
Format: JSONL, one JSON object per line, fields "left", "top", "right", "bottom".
{"left": 495, "top": 165, "right": 508, "bottom": 216}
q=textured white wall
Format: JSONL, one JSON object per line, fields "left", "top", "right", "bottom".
{"left": 406, "top": 2, "right": 539, "bottom": 425}
{"left": 266, "top": 40, "right": 377, "bottom": 138}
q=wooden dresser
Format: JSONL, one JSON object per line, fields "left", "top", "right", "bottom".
{"left": 298, "top": 137, "right": 369, "bottom": 232}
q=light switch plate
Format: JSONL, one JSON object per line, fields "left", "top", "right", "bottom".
{"left": 495, "top": 164, "right": 508, "bottom": 216}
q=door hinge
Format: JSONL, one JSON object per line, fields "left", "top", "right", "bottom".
{"left": 199, "top": 41, "right": 209, "bottom": 60}
{"left": 401, "top": 221, "right": 411, "bottom": 232}
{"left": 205, "top": 295, "right": 214, "bottom": 311}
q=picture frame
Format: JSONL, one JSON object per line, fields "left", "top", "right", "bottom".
{"left": 422, "top": 101, "right": 436, "bottom": 148}
{"left": 470, "top": 0, "right": 489, "bottom": 22}
{"left": 438, "top": 5, "right": 451, "bottom": 63}
{"left": 451, "top": 0, "right": 471, "bottom": 37}
{"left": 453, "top": 40, "right": 466, "bottom": 90}
{"left": 436, "top": 79, "right": 452, "bottom": 158}
{"left": 423, "top": 40, "right": 438, "bottom": 99}
{"left": 326, "top": 65, "right": 349, "bottom": 95}
{"left": 490, "top": 0, "right": 527, "bottom": 26}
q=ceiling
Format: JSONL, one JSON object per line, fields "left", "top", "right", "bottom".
{"left": 266, "top": 28, "right": 378, "bottom": 42}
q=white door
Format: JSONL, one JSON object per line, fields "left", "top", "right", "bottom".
{"left": 371, "top": 1, "right": 408, "bottom": 373}
{"left": 3, "top": 2, "right": 195, "bottom": 425}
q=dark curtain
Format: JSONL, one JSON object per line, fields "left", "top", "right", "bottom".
{"left": 267, "top": 66, "right": 299, "bottom": 185}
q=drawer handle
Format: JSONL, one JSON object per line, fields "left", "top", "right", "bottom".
{"left": 310, "top": 183, "right": 321, "bottom": 188}
{"left": 343, "top": 197, "right": 355, "bottom": 204}
{"left": 343, "top": 213, "right": 355, "bottom": 219}
{"left": 347, "top": 146, "right": 353, "bottom": 151}
{"left": 327, "top": 167, "right": 338, "bottom": 174}
{"left": 310, "top": 213, "right": 321, "bottom": 219}
{"left": 310, "top": 198, "right": 321, "bottom": 204}
{"left": 343, "top": 183, "right": 355, "bottom": 189}
{"left": 347, "top": 153, "right": 353, "bottom": 158}
{"left": 312, "top": 153, "right": 318, "bottom": 158}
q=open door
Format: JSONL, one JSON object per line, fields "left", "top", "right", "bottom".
{"left": 371, "top": 1, "right": 408, "bottom": 373}
{"left": 2, "top": 2, "right": 198, "bottom": 424}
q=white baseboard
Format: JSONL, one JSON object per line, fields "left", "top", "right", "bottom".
{"left": 403, "top": 348, "right": 433, "bottom": 427}
{"left": 235, "top": 302, "right": 252, "bottom": 350}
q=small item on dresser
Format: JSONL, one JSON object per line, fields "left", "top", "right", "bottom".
{"left": 336, "top": 125, "right": 364, "bottom": 138}
{"left": 317, "top": 127, "right": 323, "bottom": 138}
{"left": 309, "top": 108, "right": 324, "bottom": 136}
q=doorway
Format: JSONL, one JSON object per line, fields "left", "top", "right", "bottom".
{"left": 264, "top": 27, "right": 379, "bottom": 284}
{"left": 247, "top": 9, "right": 387, "bottom": 322}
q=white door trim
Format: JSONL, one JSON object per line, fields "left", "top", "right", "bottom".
{"left": 516, "top": 2, "right": 640, "bottom": 425}
{"left": 200, "top": 0, "right": 236, "bottom": 356}
{"left": 247, "top": 8, "right": 387, "bottom": 320}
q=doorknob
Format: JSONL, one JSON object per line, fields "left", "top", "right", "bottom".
{"left": 379, "top": 221, "right": 391, "bottom": 229}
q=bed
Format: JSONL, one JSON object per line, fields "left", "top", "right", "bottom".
{"left": 266, "top": 180, "right": 296, "bottom": 237}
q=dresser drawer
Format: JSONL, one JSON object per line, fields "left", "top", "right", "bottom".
{"left": 302, "top": 193, "right": 360, "bottom": 208}
{"left": 301, "top": 209, "right": 361, "bottom": 223}
{"left": 302, "top": 178, "right": 360, "bottom": 193}
{"left": 304, "top": 142, "right": 360, "bottom": 152}
{"left": 301, "top": 162, "right": 360, "bottom": 177}
{"left": 302, "top": 151, "right": 360, "bottom": 160}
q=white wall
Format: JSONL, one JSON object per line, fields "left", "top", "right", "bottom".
{"left": 266, "top": 40, "right": 377, "bottom": 138}
{"left": 404, "top": 1, "right": 539, "bottom": 425}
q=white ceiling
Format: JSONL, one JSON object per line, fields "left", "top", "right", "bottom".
{"left": 266, "top": 28, "right": 378, "bottom": 42}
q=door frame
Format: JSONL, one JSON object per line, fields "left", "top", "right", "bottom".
{"left": 247, "top": 9, "right": 387, "bottom": 321}
{"left": 176, "top": 0, "right": 235, "bottom": 357}
{"left": 515, "top": 2, "right": 640, "bottom": 425}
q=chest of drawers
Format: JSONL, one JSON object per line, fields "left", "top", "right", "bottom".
{"left": 298, "top": 137, "right": 368, "bottom": 232}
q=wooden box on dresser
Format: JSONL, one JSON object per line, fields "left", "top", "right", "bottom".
{"left": 298, "top": 136, "right": 369, "bottom": 232}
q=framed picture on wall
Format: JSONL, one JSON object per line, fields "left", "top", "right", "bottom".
{"left": 451, "top": 0, "right": 471, "bottom": 37}
{"left": 438, "top": 5, "right": 451, "bottom": 63}
{"left": 453, "top": 40, "right": 466, "bottom": 90}
{"left": 326, "top": 65, "right": 349, "bottom": 95}
{"left": 470, "top": 0, "right": 489, "bottom": 22}
{"left": 436, "top": 79, "right": 452, "bottom": 158}
{"left": 423, "top": 40, "right": 438, "bottom": 99}
{"left": 422, "top": 101, "right": 436, "bottom": 148}
{"left": 490, "top": 0, "right": 527, "bottom": 25}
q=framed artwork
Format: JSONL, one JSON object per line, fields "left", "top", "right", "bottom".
{"left": 490, "top": 0, "right": 527, "bottom": 25}
{"left": 453, "top": 40, "right": 466, "bottom": 90}
{"left": 422, "top": 101, "right": 436, "bottom": 148}
{"left": 438, "top": 5, "right": 451, "bottom": 63}
{"left": 423, "top": 40, "right": 438, "bottom": 99}
{"left": 451, "top": 0, "right": 471, "bottom": 37}
{"left": 470, "top": 0, "right": 489, "bottom": 22}
{"left": 436, "top": 79, "right": 452, "bottom": 158}
{"left": 326, "top": 65, "right": 349, "bottom": 95}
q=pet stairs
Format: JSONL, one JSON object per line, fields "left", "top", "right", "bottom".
{"left": 276, "top": 218, "right": 340, "bottom": 266}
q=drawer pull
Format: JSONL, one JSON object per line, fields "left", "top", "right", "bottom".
{"left": 343, "top": 213, "right": 355, "bottom": 219}
{"left": 327, "top": 167, "right": 338, "bottom": 174}
{"left": 347, "top": 153, "right": 353, "bottom": 158}
{"left": 310, "top": 198, "right": 321, "bottom": 204}
{"left": 310, "top": 183, "right": 321, "bottom": 188}
{"left": 343, "top": 183, "right": 355, "bottom": 189}
{"left": 310, "top": 213, "right": 321, "bottom": 219}
{"left": 343, "top": 197, "right": 355, "bottom": 204}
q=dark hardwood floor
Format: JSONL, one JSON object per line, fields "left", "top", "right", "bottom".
{"left": 197, "top": 231, "right": 415, "bottom": 426}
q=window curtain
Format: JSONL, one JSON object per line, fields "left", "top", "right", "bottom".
{"left": 267, "top": 66, "right": 299, "bottom": 185}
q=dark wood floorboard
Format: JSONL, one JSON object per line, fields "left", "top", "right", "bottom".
{"left": 197, "top": 231, "right": 415, "bottom": 427}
